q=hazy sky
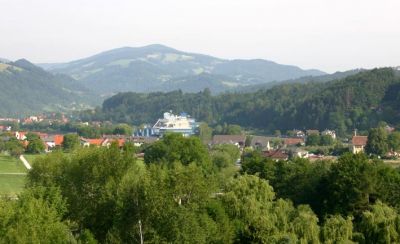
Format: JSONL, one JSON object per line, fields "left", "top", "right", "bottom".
{"left": 1, "top": 0, "right": 399, "bottom": 73}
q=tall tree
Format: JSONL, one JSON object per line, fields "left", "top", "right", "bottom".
{"left": 365, "top": 127, "right": 388, "bottom": 156}
{"left": 62, "top": 134, "right": 80, "bottom": 152}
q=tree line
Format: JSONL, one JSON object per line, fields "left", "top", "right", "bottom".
{"left": 1, "top": 134, "right": 400, "bottom": 243}
{"left": 80, "top": 68, "right": 400, "bottom": 136}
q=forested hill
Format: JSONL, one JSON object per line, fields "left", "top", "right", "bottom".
{"left": 0, "top": 60, "right": 96, "bottom": 117}
{"left": 81, "top": 68, "right": 400, "bottom": 135}
{"left": 41, "top": 44, "right": 325, "bottom": 94}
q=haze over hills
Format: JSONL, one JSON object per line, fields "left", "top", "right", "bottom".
{"left": 40, "top": 44, "right": 326, "bottom": 94}
{"left": 0, "top": 59, "right": 96, "bottom": 116}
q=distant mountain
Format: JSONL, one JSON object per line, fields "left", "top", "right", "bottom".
{"left": 0, "top": 58, "right": 10, "bottom": 63}
{"left": 41, "top": 44, "right": 326, "bottom": 94}
{"left": 0, "top": 59, "right": 96, "bottom": 117}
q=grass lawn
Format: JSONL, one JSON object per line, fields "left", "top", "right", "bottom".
{"left": 0, "top": 154, "right": 27, "bottom": 196}
{"left": 23, "top": 154, "right": 43, "bottom": 166}
{"left": 0, "top": 174, "right": 26, "bottom": 196}
{"left": 0, "top": 154, "right": 27, "bottom": 173}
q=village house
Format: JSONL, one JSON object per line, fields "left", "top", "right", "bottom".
{"left": 283, "top": 137, "right": 305, "bottom": 147}
{"left": 43, "top": 134, "right": 64, "bottom": 151}
{"left": 351, "top": 135, "right": 368, "bottom": 154}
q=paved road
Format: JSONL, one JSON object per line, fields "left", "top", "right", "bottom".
{"left": 0, "top": 172, "right": 27, "bottom": 175}
{"left": 19, "top": 155, "right": 32, "bottom": 170}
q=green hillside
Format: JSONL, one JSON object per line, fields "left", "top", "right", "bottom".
{"left": 0, "top": 59, "right": 98, "bottom": 117}
{"left": 42, "top": 44, "right": 326, "bottom": 94}
{"left": 82, "top": 68, "right": 400, "bottom": 135}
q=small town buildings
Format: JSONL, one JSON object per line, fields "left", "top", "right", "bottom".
{"left": 43, "top": 134, "right": 64, "bottom": 151}
{"left": 351, "top": 136, "right": 368, "bottom": 154}
{"left": 212, "top": 135, "right": 246, "bottom": 148}
{"left": 263, "top": 149, "right": 289, "bottom": 161}
{"left": 321, "top": 129, "right": 336, "bottom": 139}
{"left": 152, "top": 112, "right": 198, "bottom": 137}
{"left": 81, "top": 138, "right": 106, "bottom": 147}
{"left": 250, "top": 136, "right": 274, "bottom": 151}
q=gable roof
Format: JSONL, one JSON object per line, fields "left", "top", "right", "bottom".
{"left": 85, "top": 138, "right": 105, "bottom": 146}
{"left": 352, "top": 136, "right": 368, "bottom": 146}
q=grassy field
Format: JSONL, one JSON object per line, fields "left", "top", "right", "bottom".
{"left": 0, "top": 154, "right": 27, "bottom": 173}
{"left": 23, "top": 154, "right": 43, "bottom": 166}
{"left": 0, "top": 154, "right": 27, "bottom": 196}
{"left": 0, "top": 174, "right": 26, "bottom": 196}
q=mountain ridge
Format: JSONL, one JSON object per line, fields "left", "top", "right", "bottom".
{"left": 39, "top": 44, "right": 327, "bottom": 94}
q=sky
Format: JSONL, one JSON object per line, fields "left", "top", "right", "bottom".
{"left": 0, "top": 0, "right": 399, "bottom": 73}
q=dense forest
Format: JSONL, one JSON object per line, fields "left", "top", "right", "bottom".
{"left": 1, "top": 134, "right": 400, "bottom": 243}
{"left": 81, "top": 68, "right": 400, "bottom": 136}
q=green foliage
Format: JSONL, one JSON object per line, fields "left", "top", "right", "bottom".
{"left": 3, "top": 132, "right": 400, "bottom": 243}
{"left": 321, "top": 215, "right": 354, "bottom": 243}
{"left": 26, "top": 138, "right": 45, "bottom": 154}
{"left": 0, "top": 187, "right": 73, "bottom": 243}
{"left": 358, "top": 201, "right": 400, "bottom": 243}
{"left": 320, "top": 135, "right": 335, "bottom": 146}
{"left": 5, "top": 137, "right": 24, "bottom": 157}
{"left": 197, "top": 122, "right": 213, "bottom": 144}
{"left": 113, "top": 123, "right": 133, "bottom": 136}
{"left": 27, "top": 146, "right": 135, "bottom": 241}
{"left": 62, "top": 134, "right": 80, "bottom": 152}
{"left": 388, "top": 131, "right": 400, "bottom": 151}
{"left": 82, "top": 68, "right": 400, "bottom": 134}
{"left": 144, "top": 133, "right": 211, "bottom": 170}
{"left": 365, "top": 127, "right": 389, "bottom": 156}
{"left": 307, "top": 134, "right": 321, "bottom": 146}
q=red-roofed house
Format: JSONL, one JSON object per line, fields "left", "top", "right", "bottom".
{"left": 284, "top": 138, "right": 305, "bottom": 146}
{"left": 43, "top": 134, "right": 64, "bottom": 151}
{"left": 351, "top": 136, "right": 368, "bottom": 154}
{"left": 54, "top": 135, "right": 64, "bottom": 147}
